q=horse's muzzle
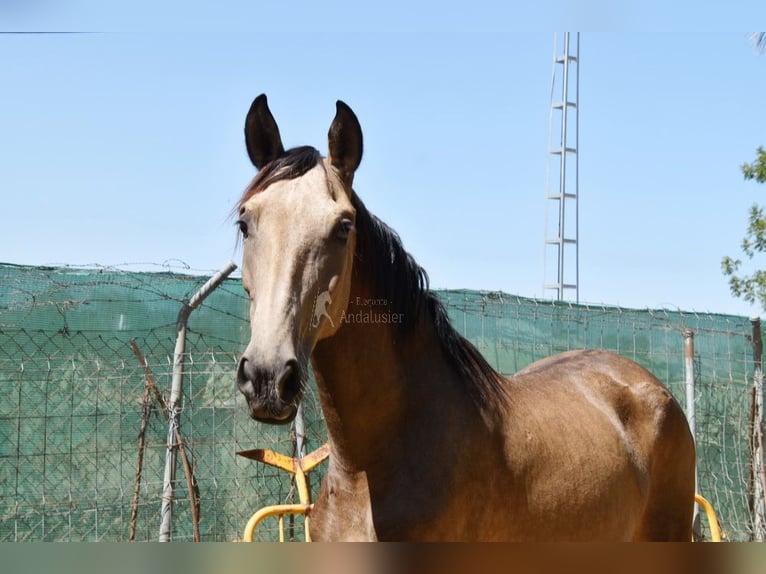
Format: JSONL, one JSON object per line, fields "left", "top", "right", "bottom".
{"left": 236, "top": 356, "right": 301, "bottom": 424}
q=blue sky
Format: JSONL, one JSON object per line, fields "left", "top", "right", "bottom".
{"left": 2, "top": 3, "right": 766, "bottom": 317}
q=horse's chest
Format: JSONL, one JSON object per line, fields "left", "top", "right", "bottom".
{"left": 311, "top": 472, "right": 378, "bottom": 541}
{"left": 312, "top": 462, "right": 500, "bottom": 541}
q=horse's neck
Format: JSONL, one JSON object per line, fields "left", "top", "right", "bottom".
{"left": 311, "top": 304, "right": 463, "bottom": 473}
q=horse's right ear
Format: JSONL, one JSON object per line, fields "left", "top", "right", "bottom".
{"left": 328, "top": 100, "right": 363, "bottom": 187}
{"left": 244, "top": 94, "right": 285, "bottom": 170}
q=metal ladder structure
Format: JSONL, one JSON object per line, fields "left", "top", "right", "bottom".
{"left": 543, "top": 32, "right": 580, "bottom": 302}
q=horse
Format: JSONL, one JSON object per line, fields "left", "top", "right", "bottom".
{"left": 232, "top": 94, "right": 696, "bottom": 541}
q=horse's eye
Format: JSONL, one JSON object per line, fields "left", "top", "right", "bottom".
{"left": 336, "top": 217, "right": 354, "bottom": 242}
{"left": 236, "top": 220, "right": 248, "bottom": 238}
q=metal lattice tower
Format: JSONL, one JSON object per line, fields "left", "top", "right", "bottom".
{"left": 543, "top": 32, "right": 580, "bottom": 302}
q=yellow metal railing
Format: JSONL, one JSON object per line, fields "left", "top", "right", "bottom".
{"left": 242, "top": 503, "right": 314, "bottom": 542}
{"left": 238, "top": 444, "right": 721, "bottom": 543}
{"left": 237, "top": 443, "right": 329, "bottom": 542}
{"left": 694, "top": 493, "right": 722, "bottom": 542}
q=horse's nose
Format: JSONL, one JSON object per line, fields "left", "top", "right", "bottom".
{"left": 236, "top": 356, "right": 300, "bottom": 403}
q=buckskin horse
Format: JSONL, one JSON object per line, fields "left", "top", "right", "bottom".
{"left": 232, "top": 94, "right": 696, "bottom": 541}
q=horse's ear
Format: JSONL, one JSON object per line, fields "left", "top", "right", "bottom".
{"left": 245, "top": 94, "right": 285, "bottom": 170}
{"left": 328, "top": 100, "right": 363, "bottom": 186}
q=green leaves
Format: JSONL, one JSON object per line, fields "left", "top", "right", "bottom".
{"left": 741, "top": 147, "right": 766, "bottom": 184}
{"left": 722, "top": 148, "right": 766, "bottom": 309}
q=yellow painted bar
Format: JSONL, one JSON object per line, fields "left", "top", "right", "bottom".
{"left": 237, "top": 448, "right": 297, "bottom": 472}
{"left": 299, "top": 443, "right": 331, "bottom": 471}
{"left": 694, "top": 494, "right": 722, "bottom": 542}
{"left": 241, "top": 504, "right": 314, "bottom": 542}
{"left": 237, "top": 443, "right": 330, "bottom": 541}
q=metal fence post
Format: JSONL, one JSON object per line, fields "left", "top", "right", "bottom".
{"left": 158, "top": 262, "right": 237, "bottom": 542}
{"left": 289, "top": 401, "right": 308, "bottom": 541}
{"left": 295, "top": 402, "right": 307, "bottom": 460}
{"left": 749, "top": 317, "right": 766, "bottom": 541}
{"left": 683, "top": 329, "right": 701, "bottom": 539}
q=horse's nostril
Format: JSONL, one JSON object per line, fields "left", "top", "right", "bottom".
{"left": 276, "top": 359, "right": 301, "bottom": 403}
{"left": 237, "top": 356, "right": 256, "bottom": 394}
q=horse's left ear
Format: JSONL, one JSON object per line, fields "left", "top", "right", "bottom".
{"left": 328, "top": 100, "right": 363, "bottom": 186}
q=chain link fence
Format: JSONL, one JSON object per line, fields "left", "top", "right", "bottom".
{"left": 0, "top": 264, "right": 763, "bottom": 541}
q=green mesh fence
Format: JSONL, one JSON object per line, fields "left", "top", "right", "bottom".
{"left": 0, "top": 263, "right": 762, "bottom": 541}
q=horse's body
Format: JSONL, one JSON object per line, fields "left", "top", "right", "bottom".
{"left": 232, "top": 94, "right": 696, "bottom": 541}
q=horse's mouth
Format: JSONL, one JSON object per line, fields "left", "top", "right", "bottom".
{"left": 247, "top": 402, "right": 298, "bottom": 426}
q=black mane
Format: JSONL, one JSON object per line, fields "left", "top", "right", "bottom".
{"left": 351, "top": 194, "right": 508, "bottom": 412}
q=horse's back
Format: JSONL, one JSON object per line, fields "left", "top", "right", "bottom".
{"left": 504, "top": 349, "right": 695, "bottom": 541}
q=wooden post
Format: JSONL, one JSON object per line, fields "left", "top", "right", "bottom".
{"left": 750, "top": 317, "right": 766, "bottom": 541}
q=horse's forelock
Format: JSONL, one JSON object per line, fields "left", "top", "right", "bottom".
{"left": 235, "top": 146, "right": 322, "bottom": 214}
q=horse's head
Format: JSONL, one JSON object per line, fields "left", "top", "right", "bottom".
{"left": 234, "top": 94, "right": 362, "bottom": 424}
